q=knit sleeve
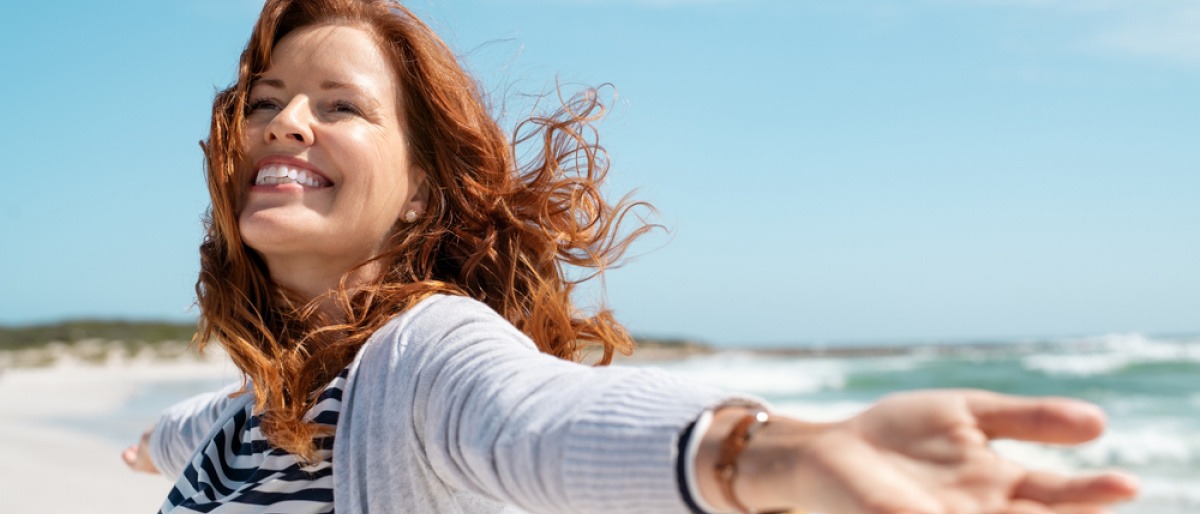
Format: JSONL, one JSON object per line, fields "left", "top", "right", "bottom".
{"left": 147, "top": 381, "right": 247, "bottom": 479}
{"left": 355, "top": 295, "right": 764, "bottom": 514}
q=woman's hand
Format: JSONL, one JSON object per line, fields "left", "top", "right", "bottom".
{"left": 121, "top": 425, "right": 160, "bottom": 475}
{"left": 698, "top": 390, "right": 1138, "bottom": 514}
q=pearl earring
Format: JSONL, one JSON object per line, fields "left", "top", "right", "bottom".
{"left": 403, "top": 210, "right": 419, "bottom": 223}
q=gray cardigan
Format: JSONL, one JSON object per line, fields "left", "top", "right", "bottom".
{"left": 149, "top": 295, "right": 758, "bottom": 513}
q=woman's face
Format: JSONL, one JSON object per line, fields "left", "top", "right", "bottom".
{"left": 239, "top": 23, "right": 424, "bottom": 280}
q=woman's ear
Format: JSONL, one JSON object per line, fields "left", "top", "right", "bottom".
{"left": 407, "top": 168, "right": 430, "bottom": 216}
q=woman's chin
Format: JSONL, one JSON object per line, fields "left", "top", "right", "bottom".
{"left": 239, "top": 213, "right": 322, "bottom": 255}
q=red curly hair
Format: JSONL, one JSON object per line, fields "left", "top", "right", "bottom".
{"left": 195, "top": 0, "right": 652, "bottom": 460}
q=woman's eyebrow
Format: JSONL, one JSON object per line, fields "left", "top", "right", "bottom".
{"left": 252, "top": 78, "right": 286, "bottom": 89}
{"left": 248, "top": 78, "right": 377, "bottom": 106}
{"left": 320, "top": 80, "right": 369, "bottom": 95}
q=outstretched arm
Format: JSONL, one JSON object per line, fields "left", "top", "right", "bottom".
{"left": 121, "top": 381, "right": 248, "bottom": 479}
{"left": 694, "top": 390, "right": 1138, "bottom": 514}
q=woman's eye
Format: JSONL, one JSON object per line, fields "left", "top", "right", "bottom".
{"left": 247, "top": 98, "right": 282, "bottom": 113}
{"left": 332, "top": 101, "right": 363, "bottom": 115}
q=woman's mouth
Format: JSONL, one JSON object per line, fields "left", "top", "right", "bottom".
{"left": 254, "top": 164, "right": 332, "bottom": 188}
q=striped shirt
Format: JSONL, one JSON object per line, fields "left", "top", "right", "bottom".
{"left": 158, "top": 369, "right": 348, "bottom": 514}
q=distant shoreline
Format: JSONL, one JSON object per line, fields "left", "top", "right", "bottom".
{"left": 5, "top": 326, "right": 1196, "bottom": 370}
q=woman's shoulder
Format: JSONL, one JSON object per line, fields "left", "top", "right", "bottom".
{"left": 379, "top": 293, "right": 517, "bottom": 337}
{"left": 355, "top": 294, "right": 537, "bottom": 366}
{"left": 393, "top": 293, "right": 496, "bottom": 321}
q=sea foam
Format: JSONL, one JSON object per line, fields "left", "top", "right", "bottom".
{"left": 1021, "top": 333, "right": 1200, "bottom": 377}
{"left": 649, "top": 352, "right": 850, "bottom": 396}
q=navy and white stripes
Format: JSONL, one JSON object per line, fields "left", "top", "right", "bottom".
{"left": 158, "top": 369, "right": 348, "bottom": 514}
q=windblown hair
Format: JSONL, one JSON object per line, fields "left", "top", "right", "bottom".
{"left": 196, "top": 0, "right": 651, "bottom": 461}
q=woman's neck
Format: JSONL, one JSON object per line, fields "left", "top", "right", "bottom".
{"left": 265, "top": 256, "right": 382, "bottom": 320}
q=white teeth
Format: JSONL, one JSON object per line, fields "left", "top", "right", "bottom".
{"left": 254, "top": 164, "right": 327, "bottom": 187}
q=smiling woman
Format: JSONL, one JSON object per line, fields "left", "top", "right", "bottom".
{"left": 122, "top": 0, "right": 1139, "bottom": 513}
{"left": 238, "top": 23, "right": 427, "bottom": 300}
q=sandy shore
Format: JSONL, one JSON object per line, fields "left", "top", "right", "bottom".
{"left": 0, "top": 355, "right": 238, "bottom": 513}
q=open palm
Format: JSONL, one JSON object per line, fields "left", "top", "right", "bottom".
{"left": 795, "top": 390, "right": 1136, "bottom": 514}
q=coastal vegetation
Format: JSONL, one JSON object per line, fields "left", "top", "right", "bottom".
{"left": 0, "top": 320, "right": 713, "bottom": 368}
{"left": 0, "top": 320, "right": 198, "bottom": 350}
{"left": 0, "top": 320, "right": 200, "bottom": 368}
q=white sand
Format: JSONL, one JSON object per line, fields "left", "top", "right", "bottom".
{"left": 0, "top": 355, "right": 239, "bottom": 512}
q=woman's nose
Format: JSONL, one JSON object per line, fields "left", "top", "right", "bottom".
{"left": 264, "top": 97, "right": 315, "bottom": 145}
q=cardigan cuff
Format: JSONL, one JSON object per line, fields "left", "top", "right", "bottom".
{"left": 559, "top": 367, "right": 763, "bottom": 513}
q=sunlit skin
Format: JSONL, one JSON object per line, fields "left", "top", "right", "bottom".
{"left": 238, "top": 23, "right": 427, "bottom": 306}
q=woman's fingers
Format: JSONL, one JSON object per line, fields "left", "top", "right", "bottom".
{"left": 963, "top": 394, "right": 1136, "bottom": 509}
{"left": 964, "top": 391, "right": 1106, "bottom": 444}
{"left": 997, "top": 499, "right": 1058, "bottom": 514}
{"left": 1014, "top": 471, "right": 1139, "bottom": 505}
{"left": 121, "top": 426, "right": 160, "bottom": 474}
{"left": 121, "top": 444, "right": 139, "bottom": 468}
{"left": 122, "top": 443, "right": 155, "bottom": 473}
{"left": 1001, "top": 500, "right": 1120, "bottom": 514}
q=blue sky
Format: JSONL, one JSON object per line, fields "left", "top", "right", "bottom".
{"left": 1, "top": 0, "right": 1197, "bottom": 346}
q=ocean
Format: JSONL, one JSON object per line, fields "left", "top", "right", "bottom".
{"left": 640, "top": 332, "right": 1200, "bottom": 514}
{"left": 78, "top": 332, "right": 1197, "bottom": 513}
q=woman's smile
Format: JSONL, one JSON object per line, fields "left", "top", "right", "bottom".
{"left": 250, "top": 158, "right": 334, "bottom": 192}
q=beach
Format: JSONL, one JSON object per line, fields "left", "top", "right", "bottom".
{"left": 2, "top": 333, "right": 1196, "bottom": 513}
{"left": 0, "top": 354, "right": 239, "bottom": 512}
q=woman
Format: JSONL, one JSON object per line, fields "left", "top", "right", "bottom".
{"left": 124, "top": 0, "right": 1138, "bottom": 512}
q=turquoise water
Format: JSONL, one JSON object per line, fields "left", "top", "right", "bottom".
{"left": 649, "top": 333, "right": 1200, "bottom": 514}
